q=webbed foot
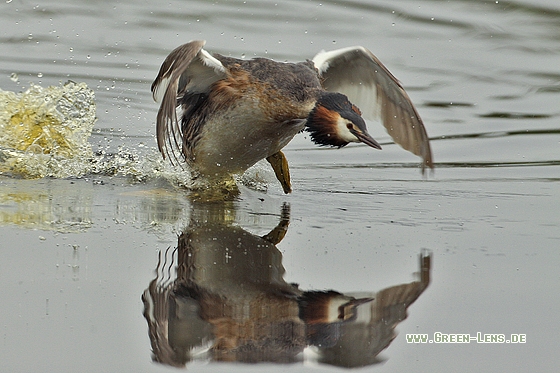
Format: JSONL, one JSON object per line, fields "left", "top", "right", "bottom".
{"left": 266, "top": 151, "right": 292, "bottom": 194}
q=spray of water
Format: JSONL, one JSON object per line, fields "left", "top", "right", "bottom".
{"left": 0, "top": 81, "right": 275, "bottom": 193}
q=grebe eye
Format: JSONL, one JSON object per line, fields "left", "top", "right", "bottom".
{"left": 346, "top": 123, "right": 353, "bottom": 129}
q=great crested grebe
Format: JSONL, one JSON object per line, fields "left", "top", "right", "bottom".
{"left": 152, "top": 40, "right": 432, "bottom": 193}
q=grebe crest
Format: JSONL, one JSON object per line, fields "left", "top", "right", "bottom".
{"left": 307, "top": 92, "right": 381, "bottom": 150}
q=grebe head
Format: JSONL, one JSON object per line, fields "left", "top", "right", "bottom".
{"left": 306, "top": 92, "right": 382, "bottom": 150}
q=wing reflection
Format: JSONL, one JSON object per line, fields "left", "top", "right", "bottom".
{"left": 142, "top": 201, "right": 431, "bottom": 368}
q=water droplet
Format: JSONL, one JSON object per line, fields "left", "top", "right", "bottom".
{"left": 9, "top": 72, "right": 18, "bottom": 82}
{"left": 37, "top": 72, "right": 43, "bottom": 78}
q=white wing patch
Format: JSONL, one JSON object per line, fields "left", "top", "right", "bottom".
{"left": 312, "top": 46, "right": 367, "bottom": 73}
{"left": 152, "top": 76, "right": 171, "bottom": 103}
{"left": 199, "top": 49, "right": 225, "bottom": 72}
{"left": 185, "top": 50, "right": 227, "bottom": 94}
{"left": 152, "top": 41, "right": 227, "bottom": 103}
{"left": 313, "top": 46, "right": 381, "bottom": 121}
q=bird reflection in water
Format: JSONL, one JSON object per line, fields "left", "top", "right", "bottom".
{"left": 142, "top": 202, "right": 431, "bottom": 368}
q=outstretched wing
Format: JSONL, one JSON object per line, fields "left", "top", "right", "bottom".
{"left": 151, "top": 40, "right": 227, "bottom": 163}
{"left": 313, "top": 46, "right": 433, "bottom": 172}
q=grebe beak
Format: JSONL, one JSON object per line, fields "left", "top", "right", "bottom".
{"left": 353, "top": 129, "right": 382, "bottom": 150}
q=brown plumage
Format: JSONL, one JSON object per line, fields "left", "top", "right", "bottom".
{"left": 152, "top": 40, "right": 433, "bottom": 192}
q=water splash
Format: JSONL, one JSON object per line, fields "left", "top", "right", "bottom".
{"left": 0, "top": 82, "right": 190, "bottom": 185}
{"left": 0, "top": 81, "right": 96, "bottom": 178}
{"left": 0, "top": 82, "right": 274, "bottom": 194}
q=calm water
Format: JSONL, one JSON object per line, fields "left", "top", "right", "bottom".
{"left": 1, "top": 0, "right": 559, "bottom": 372}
